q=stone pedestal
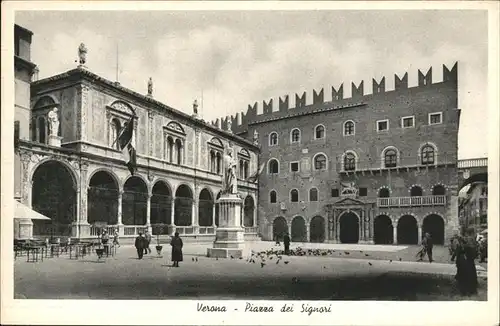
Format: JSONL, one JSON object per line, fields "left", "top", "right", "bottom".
{"left": 207, "top": 194, "right": 245, "bottom": 258}
{"left": 72, "top": 222, "right": 90, "bottom": 238}
{"left": 48, "top": 135, "right": 62, "bottom": 147}
{"left": 16, "top": 218, "right": 33, "bottom": 239}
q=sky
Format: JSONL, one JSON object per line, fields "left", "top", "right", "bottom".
{"left": 15, "top": 10, "right": 488, "bottom": 159}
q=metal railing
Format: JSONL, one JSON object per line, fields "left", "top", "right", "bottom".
{"left": 198, "top": 226, "right": 216, "bottom": 235}
{"left": 457, "top": 158, "right": 488, "bottom": 168}
{"left": 377, "top": 195, "right": 446, "bottom": 207}
{"left": 123, "top": 226, "right": 148, "bottom": 236}
{"left": 336, "top": 153, "right": 457, "bottom": 172}
{"left": 90, "top": 225, "right": 118, "bottom": 236}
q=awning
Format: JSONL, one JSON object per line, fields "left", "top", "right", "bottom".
{"left": 15, "top": 201, "right": 51, "bottom": 220}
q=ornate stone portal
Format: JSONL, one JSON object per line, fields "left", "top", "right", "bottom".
{"left": 207, "top": 147, "right": 245, "bottom": 258}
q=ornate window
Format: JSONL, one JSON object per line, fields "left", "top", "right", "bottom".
{"left": 378, "top": 188, "right": 390, "bottom": 198}
{"left": 268, "top": 159, "right": 279, "bottom": 175}
{"left": 309, "top": 188, "right": 319, "bottom": 202}
{"left": 238, "top": 148, "right": 250, "bottom": 179}
{"left": 315, "top": 125, "right": 325, "bottom": 139}
{"left": 383, "top": 148, "right": 398, "bottom": 168}
{"left": 421, "top": 145, "right": 435, "bottom": 165}
{"left": 432, "top": 185, "right": 446, "bottom": 196}
{"left": 410, "top": 185, "right": 423, "bottom": 197}
{"left": 106, "top": 101, "right": 137, "bottom": 149}
{"left": 269, "top": 190, "right": 277, "bottom": 203}
{"left": 343, "top": 152, "right": 357, "bottom": 171}
{"left": 313, "top": 153, "right": 328, "bottom": 171}
{"left": 344, "top": 121, "right": 355, "bottom": 136}
{"left": 109, "top": 118, "right": 121, "bottom": 150}
{"left": 290, "top": 189, "right": 299, "bottom": 203}
{"left": 290, "top": 128, "right": 301, "bottom": 143}
{"left": 208, "top": 137, "right": 224, "bottom": 174}
{"left": 269, "top": 132, "right": 278, "bottom": 146}
{"left": 163, "top": 121, "right": 186, "bottom": 166}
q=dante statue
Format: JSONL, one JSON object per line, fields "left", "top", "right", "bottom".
{"left": 78, "top": 43, "right": 88, "bottom": 65}
{"left": 253, "top": 130, "right": 259, "bottom": 146}
{"left": 47, "top": 108, "right": 60, "bottom": 136}
{"left": 147, "top": 77, "right": 153, "bottom": 96}
{"left": 222, "top": 148, "right": 238, "bottom": 194}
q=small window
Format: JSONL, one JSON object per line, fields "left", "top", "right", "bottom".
{"left": 401, "top": 116, "right": 415, "bottom": 128}
{"left": 384, "top": 149, "right": 398, "bottom": 168}
{"left": 378, "top": 188, "right": 390, "bottom": 198}
{"left": 432, "top": 185, "right": 446, "bottom": 196}
{"left": 309, "top": 188, "right": 319, "bottom": 202}
{"left": 290, "top": 161, "right": 299, "bottom": 172}
{"left": 344, "top": 121, "right": 355, "bottom": 136}
{"left": 269, "top": 132, "right": 278, "bottom": 146}
{"left": 344, "top": 153, "right": 356, "bottom": 171}
{"left": 290, "top": 189, "right": 299, "bottom": 202}
{"left": 315, "top": 125, "right": 325, "bottom": 139}
{"left": 291, "top": 129, "right": 301, "bottom": 143}
{"left": 268, "top": 159, "right": 279, "bottom": 174}
{"left": 331, "top": 189, "right": 339, "bottom": 197}
{"left": 314, "top": 154, "right": 327, "bottom": 171}
{"left": 270, "top": 190, "right": 277, "bottom": 203}
{"left": 410, "top": 186, "right": 423, "bottom": 197}
{"left": 428, "top": 112, "right": 442, "bottom": 125}
{"left": 421, "top": 145, "right": 435, "bottom": 165}
{"left": 377, "top": 120, "right": 389, "bottom": 132}
{"left": 359, "top": 188, "right": 368, "bottom": 197}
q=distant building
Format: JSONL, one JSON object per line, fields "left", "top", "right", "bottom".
{"left": 220, "top": 64, "right": 460, "bottom": 245}
{"left": 16, "top": 36, "right": 259, "bottom": 241}
{"left": 459, "top": 182, "right": 487, "bottom": 232}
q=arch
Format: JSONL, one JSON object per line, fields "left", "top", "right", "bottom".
{"left": 210, "top": 137, "right": 224, "bottom": 148}
{"left": 269, "top": 132, "right": 278, "bottom": 146}
{"left": 269, "top": 190, "right": 277, "bottom": 203}
{"left": 378, "top": 187, "right": 391, "bottom": 198}
{"left": 109, "top": 100, "right": 136, "bottom": 116}
{"left": 410, "top": 185, "right": 423, "bottom": 197}
{"left": 460, "top": 172, "right": 487, "bottom": 190}
{"left": 432, "top": 184, "right": 446, "bottom": 196}
{"left": 291, "top": 216, "right": 307, "bottom": 242}
{"left": 243, "top": 195, "right": 255, "bottom": 227}
{"left": 342, "top": 150, "right": 358, "bottom": 171}
{"left": 214, "top": 191, "right": 222, "bottom": 226}
{"left": 309, "top": 188, "right": 319, "bottom": 202}
{"left": 397, "top": 215, "right": 418, "bottom": 244}
{"left": 423, "top": 214, "right": 445, "bottom": 245}
{"left": 166, "top": 121, "right": 186, "bottom": 134}
{"left": 122, "top": 176, "right": 149, "bottom": 226}
{"left": 343, "top": 120, "right": 355, "bottom": 136}
{"left": 268, "top": 158, "right": 279, "bottom": 174}
{"left": 33, "top": 95, "right": 57, "bottom": 109}
{"left": 239, "top": 148, "right": 250, "bottom": 157}
{"left": 31, "top": 160, "right": 77, "bottom": 236}
{"left": 88, "top": 170, "right": 119, "bottom": 225}
{"left": 290, "top": 128, "right": 301, "bottom": 143}
{"left": 382, "top": 146, "right": 399, "bottom": 168}
{"left": 313, "top": 152, "right": 328, "bottom": 171}
{"left": 198, "top": 188, "right": 214, "bottom": 227}
{"left": 310, "top": 216, "right": 326, "bottom": 243}
{"left": 150, "top": 180, "right": 172, "bottom": 234}
{"left": 174, "top": 184, "right": 193, "bottom": 226}
{"left": 374, "top": 215, "right": 394, "bottom": 244}
{"left": 38, "top": 117, "right": 46, "bottom": 144}
{"left": 290, "top": 189, "right": 299, "bottom": 202}
{"left": 419, "top": 142, "right": 438, "bottom": 165}
{"left": 272, "top": 216, "right": 288, "bottom": 242}
{"left": 314, "top": 124, "right": 325, "bottom": 139}
{"left": 339, "top": 212, "right": 359, "bottom": 243}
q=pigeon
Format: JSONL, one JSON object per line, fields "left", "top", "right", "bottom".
{"left": 389, "top": 259, "right": 392, "bottom": 263}
{"left": 216, "top": 257, "right": 218, "bottom": 261}
{"left": 344, "top": 252, "right": 350, "bottom": 255}
{"left": 195, "top": 257, "right": 198, "bottom": 262}
{"left": 399, "top": 258, "right": 402, "bottom": 261}
{"left": 261, "top": 262, "right": 265, "bottom": 268}
{"left": 323, "top": 266, "right": 326, "bottom": 269}
{"left": 230, "top": 255, "right": 234, "bottom": 259}
{"left": 192, "top": 257, "right": 195, "bottom": 262}
{"left": 239, "top": 257, "right": 243, "bottom": 260}
{"left": 276, "top": 260, "right": 280, "bottom": 264}
{"left": 269, "top": 256, "right": 273, "bottom": 260}
{"left": 365, "top": 254, "right": 370, "bottom": 257}
{"left": 284, "top": 261, "right": 290, "bottom": 265}
{"left": 368, "top": 262, "right": 372, "bottom": 266}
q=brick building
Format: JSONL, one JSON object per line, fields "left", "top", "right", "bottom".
{"left": 15, "top": 31, "right": 259, "bottom": 242}
{"left": 218, "top": 63, "right": 460, "bottom": 245}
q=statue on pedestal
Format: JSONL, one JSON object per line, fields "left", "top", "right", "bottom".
{"left": 78, "top": 43, "right": 88, "bottom": 65}
{"left": 147, "top": 77, "right": 153, "bottom": 96}
{"left": 47, "top": 108, "right": 60, "bottom": 136}
{"left": 227, "top": 119, "right": 232, "bottom": 133}
{"left": 222, "top": 148, "right": 238, "bottom": 195}
{"left": 193, "top": 100, "right": 198, "bottom": 116}
{"left": 253, "top": 130, "right": 259, "bottom": 146}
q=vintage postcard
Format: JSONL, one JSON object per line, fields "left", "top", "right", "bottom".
{"left": 1, "top": 1, "right": 499, "bottom": 325}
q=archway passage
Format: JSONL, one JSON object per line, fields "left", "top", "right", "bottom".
{"left": 122, "top": 176, "right": 148, "bottom": 225}
{"left": 32, "top": 160, "right": 76, "bottom": 236}
{"left": 291, "top": 216, "right": 307, "bottom": 242}
{"left": 397, "top": 215, "right": 418, "bottom": 244}
{"left": 244, "top": 196, "right": 255, "bottom": 227}
{"left": 374, "top": 215, "right": 393, "bottom": 244}
{"left": 175, "top": 185, "right": 193, "bottom": 226}
{"left": 310, "top": 216, "right": 326, "bottom": 243}
{"left": 272, "top": 216, "right": 288, "bottom": 242}
{"left": 151, "top": 181, "right": 172, "bottom": 235}
{"left": 198, "top": 189, "right": 214, "bottom": 227}
{"left": 339, "top": 212, "right": 359, "bottom": 244}
{"left": 88, "top": 171, "right": 119, "bottom": 226}
{"left": 423, "top": 214, "right": 445, "bottom": 245}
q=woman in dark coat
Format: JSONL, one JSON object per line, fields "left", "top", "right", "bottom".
{"left": 455, "top": 228, "right": 478, "bottom": 296}
{"left": 170, "top": 232, "right": 183, "bottom": 267}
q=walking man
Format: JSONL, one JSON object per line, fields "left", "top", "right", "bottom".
{"left": 283, "top": 232, "right": 291, "bottom": 255}
{"left": 144, "top": 230, "right": 152, "bottom": 255}
{"left": 135, "top": 232, "right": 146, "bottom": 259}
{"left": 425, "top": 232, "right": 434, "bottom": 263}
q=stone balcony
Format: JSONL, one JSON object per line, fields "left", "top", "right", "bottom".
{"left": 377, "top": 195, "right": 446, "bottom": 208}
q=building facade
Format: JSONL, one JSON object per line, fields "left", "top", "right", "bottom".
{"left": 459, "top": 182, "right": 488, "bottom": 233}
{"left": 219, "top": 64, "right": 460, "bottom": 245}
{"left": 16, "top": 39, "right": 259, "bottom": 241}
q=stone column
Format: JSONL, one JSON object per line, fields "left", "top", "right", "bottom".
{"left": 74, "top": 162, "right": 90, "bottom": 238}
{"left": 358, "top": 211, "right": 363, "bottom": 242}
{"left": 418, "top": 225, "right": 422, "bottom": 245}
{"left": 170, "top": 197, "right": 176, "bottom": 235}
{"left": 192, "top": 198, "right": 199, "bottom": 234}
{"left": 306, "top": 224, "right": 310, "bottom": 242}
{"left": 393, "top": 223, "right": 397, "bottom": 244}
{"left": 146, "top": 193, "right": 152, "bottom": 232}
{"left": 17, "top": 153, "right": 33, "bottom": 239}
{"left": 253, "top": 201, "right": 257, "bottom": 228}
{"left": 117, "top": 190, "right": 124, "bottom": 236}
{"left": 212, "top": 203, "right": 217, "bottom": 227}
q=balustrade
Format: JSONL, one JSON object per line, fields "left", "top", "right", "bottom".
{"left": 377, "top": 195, "right": 446, "bottom": 207}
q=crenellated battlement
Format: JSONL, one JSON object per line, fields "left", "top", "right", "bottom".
{"left": 211, "top": 63, "right": 458, "bottom": 133}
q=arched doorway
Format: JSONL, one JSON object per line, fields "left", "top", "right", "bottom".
{"left": 198, "top": 189, "right": 214, "bottom": 227}
{"left": 244, "top": 196, "right": 255, "bottom": 227}
{"left": 175, "top": 184, "right": 193, "bottom": 226}
{"left": 122, "top": 176, "right": 148, "bottom": 225}
{"left": 151, "top": 181, "right": 172, "bottom": 235}
{"left": 291, "top": 216, "right": 307, "bottom": 242}
{"left": 310, "top": 216, "right": 326, "bottom": 243}
{"left": 214, "top": 191, "right": 221, "bottom": 226}
{"left": 88, "top": 171, "right": 119, "bottom": 225}
{"left": 272, "top": 216, "right": 288, "bottom": 242}
{"left": 339, "top": 212, "right": 359, "bottom": 244}
{"left": 374, "top": 215, "right": 393, "bottom": 244}
{"left": 423, "top": 214, "right": 445, "bottom": 245}
{"left": 32, "top": 160, "right": 76, "bottom": 236}
{"left": 397, "top": 215, "right": 418, "bottom": 244}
